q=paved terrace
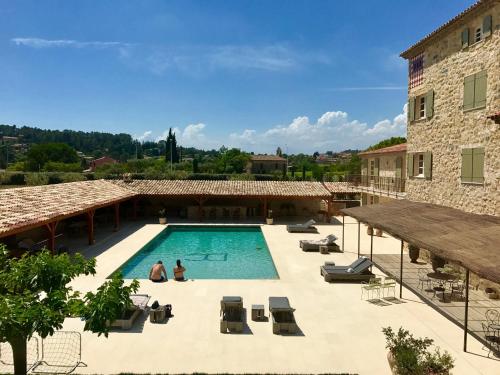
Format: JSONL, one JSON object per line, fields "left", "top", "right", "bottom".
{"left": 52, "top": 217, "right": 500, "bottom": 375}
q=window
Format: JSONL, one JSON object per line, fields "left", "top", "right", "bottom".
{"left": 474, "top": 27, "right": 482, "bottom": 43}
{"left": 407, "top": 152, "right": 432, "bottom": 180}
{"left": 408, "top": 90, "right": 434, "bottom": 122}
{"left": 370, "top": 160, "right": 375, "bottom": 176}
{"left": 461, "top": 147, "right": 484, "bottom": 183}
{"left": 414, "top": 154, "right": 424, "bottom": 177}
{"left": 463, "top": 71, "right": 487, "bottom": 111}
{"left": 409, "top": 53, "right": 424, "bottom": 89}
{"left": 418, "top": 96, "right": 426, "bottom": 119}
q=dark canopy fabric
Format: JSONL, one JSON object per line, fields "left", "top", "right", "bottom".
{"left": 342, "top": 200, "right": 500, "bottom": 283}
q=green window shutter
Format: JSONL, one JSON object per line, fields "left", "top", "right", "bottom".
{"left": 483, "top": 15, "right": 492, "bottom": 37}
{"left": 461, "top": 148, "right": 473, "bottom": 183}
{"left": 472, "top": 147, "right": 485, "bottom": 183}
{"left": 461, "top": 28, "right": 469, "bottom": 48}
{"left": 463, "top": 75, "right": 475, "bottom": 111}
{"left": 408, "top": 97, "right": 415, "bottom": 122}
{"left": 407, "top": 153, "right": 414, "bottom": 178}
{"left": 423, "top": 152, "right": 432, "bottom": 180}
{"left": 395, "top": 157, "right": 402, "bottom": 178}
{"left": 426, "top": 90, "right": 434, "bottom": 119}
{"left": 473, "top": 70, "right": 487, "bottom": 108}
{"left": 361, "top": 159, "right": 368, "bottom": 175}
{"left": 374, "top": 158, "right": 380, "bottom": 176}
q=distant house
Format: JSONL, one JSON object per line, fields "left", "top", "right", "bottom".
{"left": 86, "top": 156, "right": 118, "bottom": 172}
{"left": 249, "top": 155, "right": 287, "bottom": 174}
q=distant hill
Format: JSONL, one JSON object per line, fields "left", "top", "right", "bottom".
{"left": 0, "top": 124, "right": 139, "bottom": 161}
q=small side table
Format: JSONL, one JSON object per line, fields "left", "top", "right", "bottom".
{"left": 251, "top": 304, "right": 265, "bottom": 321}
{"left": 319, "top": 245, "right": 329, "bottom": 254}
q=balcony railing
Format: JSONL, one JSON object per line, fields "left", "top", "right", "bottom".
{"left": 346, "top": 175, "right": 406, "bottom": 195}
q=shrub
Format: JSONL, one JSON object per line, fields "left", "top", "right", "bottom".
{"left": 60, "top": 173, "right": 85, "bottom": 183}
{"left": 48, "top": 174, "right": 63, "bottom": 184}
{"left": 25, "top": 173, "right": 49, "bottom": 186}
{"left": 9, "top": 173, "right": 26, "bottom": 185}
{"left": 383, "top": 327, "right": 454, "bottom": 375}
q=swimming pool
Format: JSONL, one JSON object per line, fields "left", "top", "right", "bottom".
{"left": 119, "top": 225, "right": 278, "bottom": 279}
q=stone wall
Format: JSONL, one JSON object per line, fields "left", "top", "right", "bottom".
{"left": 406, "top": 2, "right": 500, "bottom": 215}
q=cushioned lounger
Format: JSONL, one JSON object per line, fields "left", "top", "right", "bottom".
{"left": 269, "top": 297, "right": 298, "bottom": 334}
{"left": 287, "top": 219, "right": 317, "bottom": 233}
{"left": 320, "top": 257, "right": 374, "bottom": 282}
{"left": 300, "top": 234, "right": 340, "bottom": 252}
{"left": 220, "top": 296, "right": 245, "bottom": 333}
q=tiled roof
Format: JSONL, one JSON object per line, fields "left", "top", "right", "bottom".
{"left": 400, "top": 0, "right": 494, "bottom": 58}
{"left": 113, "top": 180, "right": 330, "bottom": 198}
{"left": 250, "top": 155, "right": 286, "bottom": 161}
{"left": 322, "top": 182, "right": 361, "bottom": 194}
{"left": 0, "top": 180, "right": 136, "bottom": 236}
{"left": 358, "top": 143, "right": 407, "bottom": 157}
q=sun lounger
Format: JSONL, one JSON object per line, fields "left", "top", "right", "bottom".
{"left": 130, "top": 294, "right": 151, "bottom": 310}
{"left": 269, "top": 297, "right": 298, "bottom": 334}
{"left": 220, "top": 296, "right": 245, "bottom": 333}
{"left": 300, "top": 234, "right": 340, "bottom": 252}
{"left": 287, "top": 219, "right": 317, "bottom": 233}
{"left": 320, "top": 256, "right": 374, "bottom": 282}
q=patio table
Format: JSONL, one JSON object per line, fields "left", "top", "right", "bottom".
{"left": 428, "top": 272, "right": 457, "bottom": 302}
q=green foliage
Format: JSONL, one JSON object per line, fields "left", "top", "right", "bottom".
{"left": 216, "top": 148, "right": 250, "bottom": 173}
{"left": 9, "top": 173, "right": 26, "bottom": 185}
{"left": 164, "top": 128, "right": 179, "bottom": 163}
{"left": 82, "top": 273, "right": 139, "bottom": 337}
{"left": 383, "top": 326, "right": 454, "bottom": 375}
{"left": 43, "top": 161, "right": 82, "bottom": 172}
{"left": 26, "top": 143, "right": 79, "bottom": 171}
{"left": 366, "top": 137, "right": 406, "bottom": 151}
{"left": 25, "top": 173, "right": 49, "bottom": 186}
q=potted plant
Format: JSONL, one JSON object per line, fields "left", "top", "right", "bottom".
{"left": 431, "top": 254, "right": 446, "bottom": 272}
{"left": 266, "top": 209, "right": 273, "bottom": 225}
{"left": 367, "top": 226, "right": 373, "bottom": 235}
{"left": 383, "top": 326, "right": 454, "bottom": 375}
{"left": 158, "top": 208, "right": 167, "bottom": 224}
{"left": 408, "top": 244, "right": 420, "bottom": 263}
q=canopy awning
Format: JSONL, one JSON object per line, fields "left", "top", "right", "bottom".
{"left": 341, "top": 200, "right": 500, "bottom": 283}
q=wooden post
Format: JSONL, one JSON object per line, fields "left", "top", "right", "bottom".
{"left": 197, "top": 197, "right": 205, "bottom": 222}
{"left": 263, "top": 197, "right": 268, "bottom": 222}
{"left": 463, "top": 268, "right": 470, "bottom": 352}
{"left": 87, "top": 209, "right": 95, "bottom": 245}
{"left": 342, "top": 214, "right": 345, "bottom": 252}
{"left": 357, "top": 220, "right": 361, "bottom": 257}
{"left": 114, "top": 202, "right": 120, "bottom": 232}
{"left": 132, "top": 198, "right": 138, "bottom": 220}
{"left": 45, "top": 221, "right": 59, "bottom": 254}
{"left": 326, "top": 199, "right": 332, "bottom": 222}
{"left": 400, "top": 239, "right": 404, "bottom": 298}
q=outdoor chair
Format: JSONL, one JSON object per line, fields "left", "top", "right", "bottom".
{"left": 0, "top": 338, "right": 39, "bottom": 374}
{"left": 381, "top": 277, "right": 397, "bottom": 298}
{"left": 320, "top": 256, "right": 374, "bottom": 282}
{"left": 299, "top": 234, "right": 340, "bottom": 252}
{"left": 481, "top": 322, "right": 500, "bottom": 357}
{"left": 486, "top": 309, "right": 500, "bottom": 325}
{"left": 220, "top": 296, "right": 245, "bottom": 333}
{"left": 361, "top": 277, "right": 382, "bottom": 300}
{"left": 417, "top": 268, "right": 432, "bottom": 290}
{"left": 31, "top": 331, "right": 85, "bottom": 374}
{"left": 287, "top": 219, "right": 317, "bottom": 233}
{"left": 269, "top": 297, "right": 298, "bottom": 334}
{"left": 450, "top": 280, "right": 465, "bottom": 300}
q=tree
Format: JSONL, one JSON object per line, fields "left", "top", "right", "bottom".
{"left": 0, "top": 246, "right": 138, "bottom": 375}
{"left": 366, "top": 137, "right": 406, "bottom": 151}
{"left": 192, "top": 158, "right": 199, "bottom": 173}
{"left": 26, "top": 143, "right": 79, "bottom": 171}
{"left": 276, "top": 147, "right": 282, "bottom": 157}
{"left": 164, "top": 128, "right": 180, "bottom": 164}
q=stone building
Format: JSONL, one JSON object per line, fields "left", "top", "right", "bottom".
{"left": 357, "top": 143, "right": 407, "bottom": 205}
{"left": 248, "top": 155, "right": 287, "bottom": 174}
{"left": 400, "top": 0, "right": 499, "bottom": 215}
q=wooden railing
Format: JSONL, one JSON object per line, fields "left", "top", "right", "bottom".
{"left": 346, "top": 175, "right": 406, "bottom": 193}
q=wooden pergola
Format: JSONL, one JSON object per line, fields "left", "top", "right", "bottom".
{"left": 113, "top": 180, "right": 334, "bottom": 221}
{"left": 341, "top": 200, "right": 500, "bottom": 352}
{"left": 0, "top": 180, "right": 137, "bottom": 252}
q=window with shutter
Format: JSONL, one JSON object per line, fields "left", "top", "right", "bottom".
{"left": 423, "top": 152, "right": 432, "bottom": 180}
{"left": 463, "top": 71, "right": 487, "bottom": 111}
{"left": 395, "top": 157, "right": 402, "bottom": 179}
{"left": 483, "top": 15, "right": 492, "bottom": 37}
{"left": 374, "top": 158, "right": 380, "bottom": 177}
{"left": 407, "top": 154, "right": 414, "bottom": 178}
{"left": 425, "top": 90, "right": 434, "bottom": 119}
{"left": 461, "top": 148, "right": 473, "bottom": 183}
{"left": 461, "top": 147, "right": 484, "bottom": 184}
{"left": 408, "top": 97, "right": 415, "bottom": 122}
{"left": 461, "top": 28, "right": 469, "bottom": 48}
{"left": 474, "top": 71, "right": 487, "bottom": 108}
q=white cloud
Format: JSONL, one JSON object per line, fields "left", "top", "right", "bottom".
{"left": 11, "top": 37, "right": 131, "bottom": 50}
{"left": 228, "top": 104, "right": 407, "bottom": 153}
{"left": 134, "top": 130, "right": 154, "bottom": 142}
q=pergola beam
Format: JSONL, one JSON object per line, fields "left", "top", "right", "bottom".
{"left": 45, "top": 221, "right": 59, "bottom": 254}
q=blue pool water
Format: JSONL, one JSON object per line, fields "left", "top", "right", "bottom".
{"left": 119, "top": 225, "right": 278, "bottom": 279}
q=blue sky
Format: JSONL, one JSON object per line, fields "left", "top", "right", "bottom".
{"left": 0, "top": 0, "right": 475, "bottom": 153}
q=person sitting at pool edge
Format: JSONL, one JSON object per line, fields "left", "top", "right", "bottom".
{"left": 173, "top": 259, "right": 186, "bottom": 281}
{"left": 149, "top": 260, "right": 168, "bottom": 282}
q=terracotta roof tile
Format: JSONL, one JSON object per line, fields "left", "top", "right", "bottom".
{"left": 358, "top": 143, "right": 407, "bottom": 157}
{"left": 0, "top": 180, "right": 136, "bottom": 236}
{"left": 322, "top": 182, "right": 361, "bottom": 194}
{"left": 250, "top": 155, "right": 287, "bottom": 161}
